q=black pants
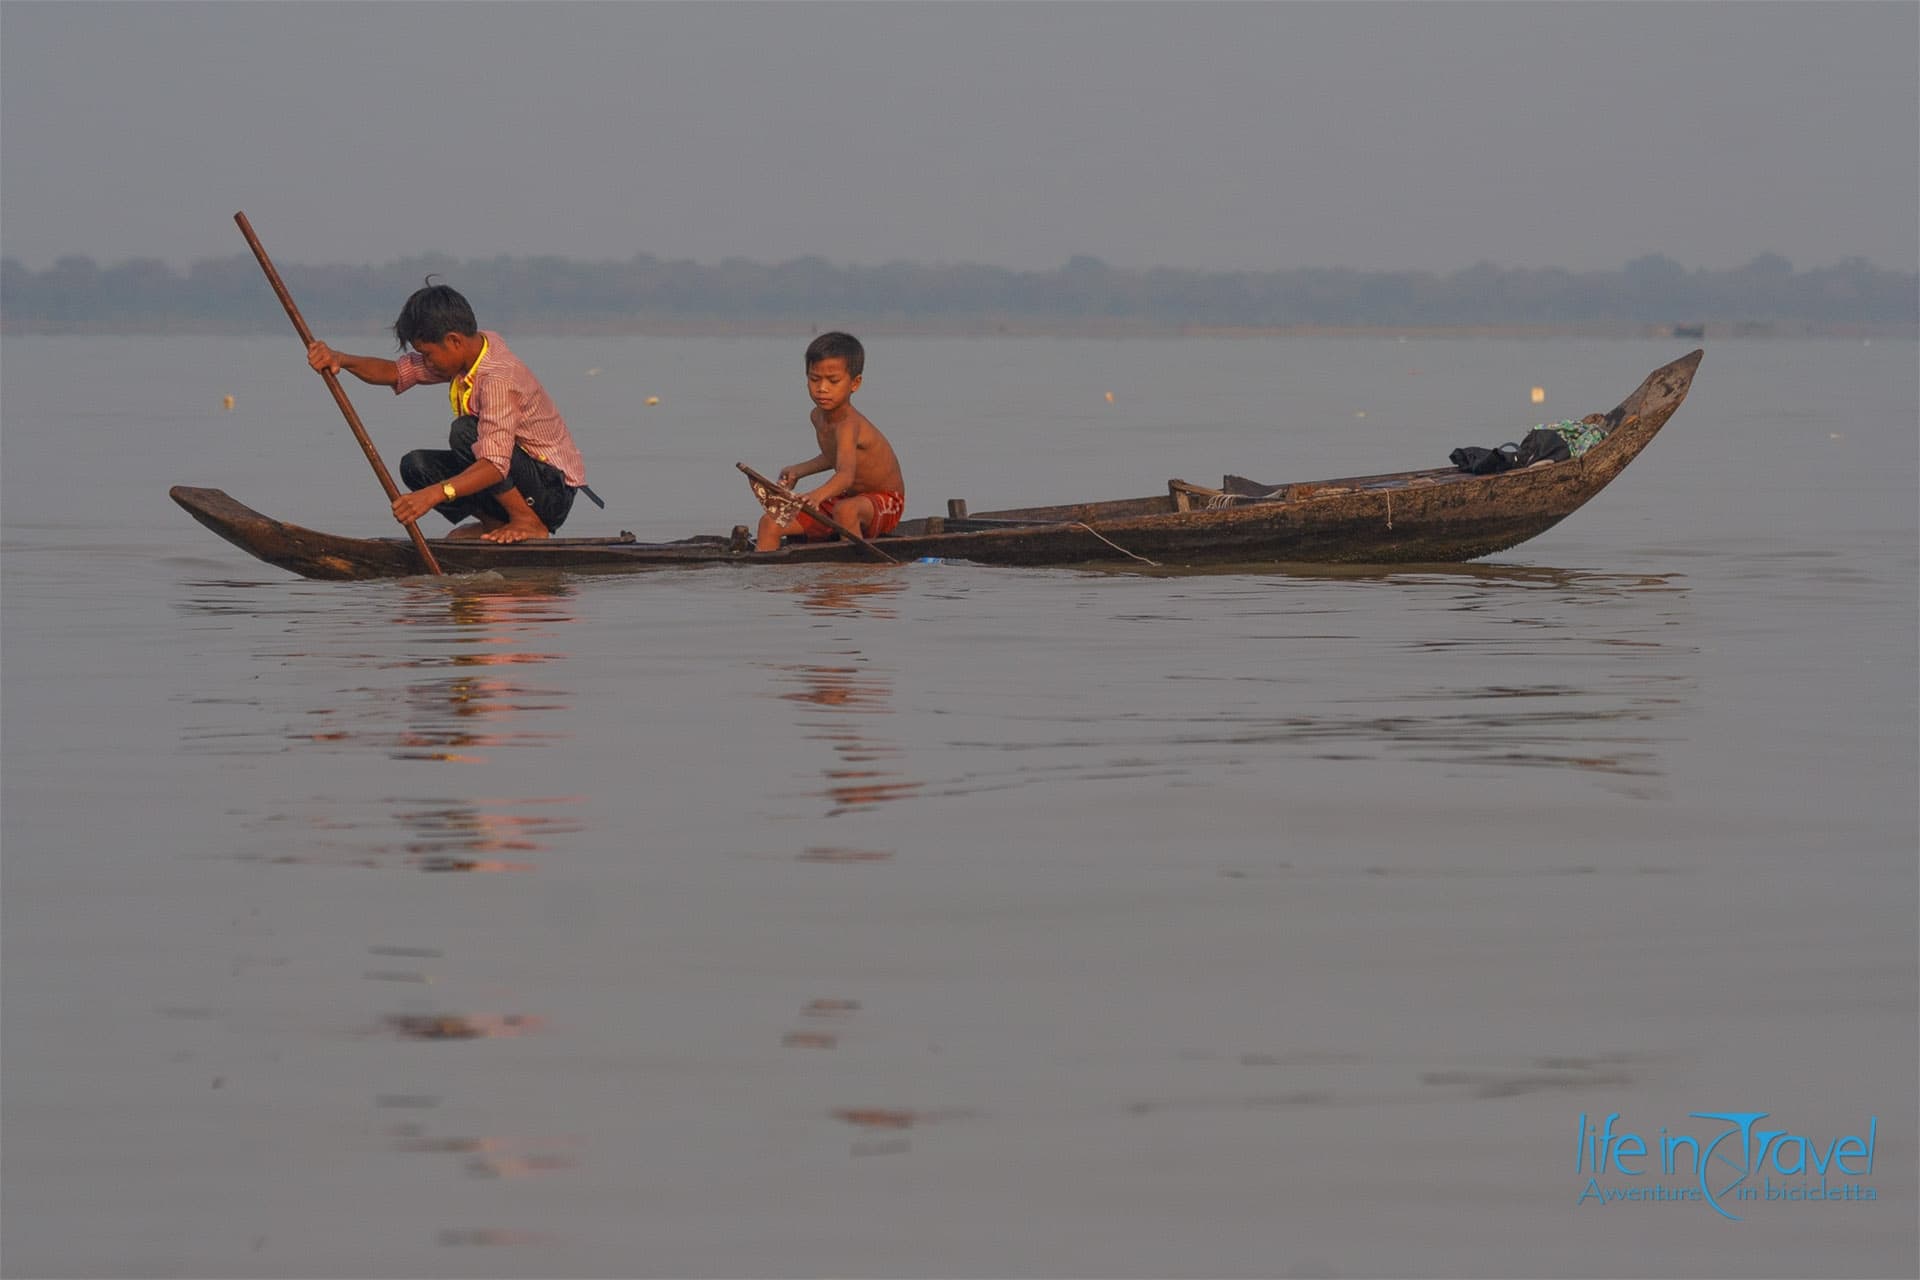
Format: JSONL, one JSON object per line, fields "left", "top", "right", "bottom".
{"left": 400, "top": 416, "right": 577, "bottom": 533}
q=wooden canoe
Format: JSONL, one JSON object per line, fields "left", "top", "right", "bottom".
{"left": 171, "top": 349, "right": 1701, "bottom": 580}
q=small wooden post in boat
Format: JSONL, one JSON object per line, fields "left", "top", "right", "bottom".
{"left": 947, "top": 499, "right": 969, "bottom": 519}
{"left": 233, "top": 211, "right": 442, "bottom": 576}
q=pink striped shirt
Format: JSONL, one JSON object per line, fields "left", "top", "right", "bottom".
{"left": 393, "top": 331, "right": 586, "bottom": 487}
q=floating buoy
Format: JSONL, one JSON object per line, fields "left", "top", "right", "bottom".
{"left": 1103, "top": 391, "right": 1115, "bottom": 403}
{"left": 1531, "top": 387, "right": 1546, "bottom": 404}
{"left": 644, "top": 396, "right": 660, "bottom": 406}
{"left": 1354, "top": 411, "right": 1367, "bottom": 419}
{"left": 586, "top": 367, "right": 602, "bottom": 376}
{"left": 221, "top": 395, "right": 235, "bottom": 411}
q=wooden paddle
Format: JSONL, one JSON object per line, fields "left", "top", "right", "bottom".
{"left": 737, "top": 463, "right": 898, "bottom": 563}
{"left": 233, "top": 211, "right": 443, "bottom": 576}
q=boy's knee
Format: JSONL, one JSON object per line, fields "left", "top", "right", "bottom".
{"left": 399, "top": 450, "right": 435, "bottom": 489}
{"left": 449, "top": 415, "right": 480, "bottom": 450}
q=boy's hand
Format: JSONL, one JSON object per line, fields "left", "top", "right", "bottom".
{"left": 393, "top": 488, "right": 441, "bottom": 525}
{"left": 307, "top": 340, "right": 342, "bottom": 374}
{"left": 776, "top": 467, "right": 800, "bottom": 490}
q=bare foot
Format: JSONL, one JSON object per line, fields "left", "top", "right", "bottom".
{"left": 445, "top": 522, "right": 492, "bottom": 541}
{"left": 483, "top": 518, "right": 551, "bottom": 544}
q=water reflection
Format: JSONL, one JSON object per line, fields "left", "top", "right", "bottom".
{"left": 435, "top": 1229, "right": 558, "bottom": 1248}
{"left": 238, "top": 794, "right": 582, "bottom": 873}
{"left": 934, "top": 683, "right": 1681, "bottom": 792}
{"left": 779, "top": 569, "right": 906, "bottom": 618}
{"left": 188, "top": 577, "right": 593, "bottom": 872}
{"left": 1114, "top": 561, "right": 1685, "bottom": 591}
{"left": 767, "top": 571, "right": 924, "bottom": 817}
{"left": 174, "top": 579, "right": 589, "bottom": 1238}
{"left": 926, "top": 568, "right": 1694, "bottom": 801}
{"left": 384, "top": 1012, "right": 546, "bottom": 1041}
{"left": 182, "top": 578, "right": 580, "bottom": 762}
{"left": 188, "top": 581, "right": 592, "bottom": 1237}
{"left": 384, "top": 583, "right": 577, "bottom": 761}
{"left": 394, "top": 796, "right": 585, "bottom": 872}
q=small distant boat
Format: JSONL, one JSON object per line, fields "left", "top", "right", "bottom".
{"left": 1670, "top": 323, "right": 1706, "bottom": 340}
{"left": 171, "top": 350, "right": 1703, "bottom": 581}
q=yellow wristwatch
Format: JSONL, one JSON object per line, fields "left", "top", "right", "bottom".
{"left": 441, "top": 482, "right": 458, "bottom": 502}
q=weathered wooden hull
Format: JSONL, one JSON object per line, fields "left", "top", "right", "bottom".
{"left": 172, "top": 350, "right": 1701, "bottom": 580}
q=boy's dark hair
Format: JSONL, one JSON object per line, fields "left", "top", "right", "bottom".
{"left": 394, "top": 278, "right": 478, "bottom": 348}
{"left": 805, "top": 331, "right": 864, "bottom": 378}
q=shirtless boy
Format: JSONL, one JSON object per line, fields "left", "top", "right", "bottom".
{"left": 756, "top": 332, "right": 905, "bottom": 552}
{"left": 307, "top": 281, "right": 592, "bottom": 544}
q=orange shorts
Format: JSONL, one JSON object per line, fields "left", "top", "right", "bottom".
{"left": 795, "top": 491, "right": 904, "bottom": 541}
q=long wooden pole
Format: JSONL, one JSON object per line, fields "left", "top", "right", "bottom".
{"left": 737, "top": 463, "right": 898, "bottom": 563}
{"left": 233, "top": 211, "right": 443, "bottom": 575}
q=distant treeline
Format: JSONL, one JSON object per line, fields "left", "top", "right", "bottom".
{"left": 3, "top": 250, "right": 1914, "bottom": 335}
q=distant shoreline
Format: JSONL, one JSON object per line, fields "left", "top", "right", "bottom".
{"left": 8, "top": 251, "right": 1912, "bottom": 339}
{"left": 4, "top": 319, "right": 1911, "bottom": 340}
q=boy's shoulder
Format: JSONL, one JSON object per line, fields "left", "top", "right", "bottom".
{"left": 814, "top": 405, "right": 880, "bottom": 431}
{"left": 478, "top": 332, "right": 546, "bottom": 382}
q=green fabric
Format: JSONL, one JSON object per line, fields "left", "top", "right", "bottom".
{"left": 1536, "top": 419, "right": 1609, "bottom": 459}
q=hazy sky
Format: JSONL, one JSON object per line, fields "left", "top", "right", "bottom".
{"left": 3, "top": 1, "right": 1915, "bottom": 274}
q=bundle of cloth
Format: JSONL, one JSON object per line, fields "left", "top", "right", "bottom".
{"left": 1449, "top": 417, "right": 1611, "bottom": 474}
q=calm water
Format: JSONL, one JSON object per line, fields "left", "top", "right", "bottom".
{"left": 3, "top": 335, "right": 1915, "bottom": 1278}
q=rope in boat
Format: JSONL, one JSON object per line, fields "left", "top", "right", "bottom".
{"left": 1072, "top": 522, "right": 1160, "bottom": 566}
